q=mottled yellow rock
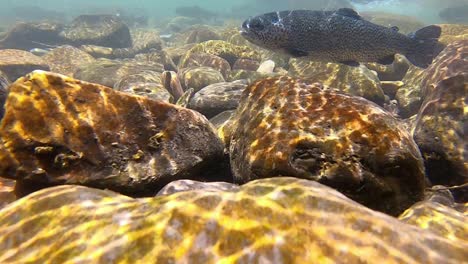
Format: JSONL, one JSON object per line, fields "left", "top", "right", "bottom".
{"left": 0, "top": 70, "right": 224, "bottom": 196}
{"left": 395, "top": 65, "right": 426, "bottom": 118}
{"left": 289, "top": 59, "right": 385, "bottom": 105}
{"left": 178, "top": 66, "right": 225, "bottom": 92}
{"left": 414, "top": 75, "right": 467, "bottom": 186}
{"left": 0, "top": 177, "right": 465, "bottom": 263}
{"left": 179, "top": 40, "right": 261, "bottom": 67}
{"left": 228, "top": 76, "right": 425, "bottom": 215}
{"left": 438, "top": 24, "right": 468, "bottom": 45}
{"left": 0, "top": 177, "right": 15, "bottom": 210}
{"left": 178, "top": 52, "right": 231, "bottom": 79}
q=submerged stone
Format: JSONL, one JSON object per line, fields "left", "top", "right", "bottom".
{"left": 289, "top": 59, "right": 385, "bottom": 105}
{"left": 0, "top": 177, "right": 465, "bottom": 263}
{"left": 0, "top": 49, "right": 50, "bottom": 82}
{"left": 43, "top": 45, "right": 96, "bottom": 77}
{"left": 413, "top": 75, "right": 467, "bottom": 186}
{"left": 60, "top": 15, "right": 132, "bottom": 48}
{"left": 0, "top": 71, "right": 224, "bottom": 196}
{"left": 228, "top": 76, "right": 425, "bottom": 215}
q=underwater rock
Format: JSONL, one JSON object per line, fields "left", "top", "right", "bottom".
{"left": 361, "top": 12, "right": 425, "bottom": 34}
{"left": 178, "top": 52, "right": 231, "bottom": 79}
{"left": 232, "top": 58, "right": 260, "bottom": 72}
{"left": 80, "top": 29, "right": 163, "bottom": 59}
{"left": 413, "top": 75, "right": 467, "bottom": 186}
{"left": 420, "top": 40, "right": 467, "bottom": 99}
{"left": 178, "top": 67, "right": 225, "bottom": 92}
{"left": 0, "top": 177, "right": 465, "bottom": 263}
{"left": 289, "top": 59, "right": 385, "bottom": 105}
{"left": 0, "top": 22, "right": 64, "bottom": 51}
{"left": 0, "top": 71, "right": 9, "bottom": 119}
{"left": 257, "top": 60, "right": 276, "bottom": 74}
{"left": 228, "top": 76, "right": 426, "bottom": 215}
{"left": 226, "top": 69, "right": 272, "bottom": 83}
{"left": 156, "top": 179, "right": 239, "bottom": 196}
{"left": 60, "top": 15, "right": 132, "bottom": 48}
{"left": 113, "top": 71, "right": 171, "bottom": 102}
{"left": 179, "top": 40, "right": 261, "bottom": 67}
{"left": 395, "top": 65, "right": 425, "bottom": 118}
{"left": 161, "top": 71, "right": 184, "bottom": 101}
{"left": 74, "top": 58, "right": 164, "bottom": 88}
{"left": 438, "top": 24, "right": 468, "bottom": 45}
{"left": 0, "top": 49, "right": 50, "bottom": 82}
{"left": 43, "top": 45, "right": 96, "bottom": 77}
{"left": 185, "top": 26, "right": 221, "bottom": 44}
{"left": 163, "top": 43, "right": 196, "bottom": 65}
{"left": 188, "top": 80, "right": 248, "bottom": 119}
{"left": 0, "top": 71, "right": 224, "bottom": 196}
{"left": 135, "top": 50, "right": 177, "bottom": 72}
{"left": 399, "top": 185, "right": 467, "bottom": 243}
{"left": 365, "top": 54, "right": 410, "bottom": 81}
{"left": 0, "top": 177, "right": 15, "bottom": 210}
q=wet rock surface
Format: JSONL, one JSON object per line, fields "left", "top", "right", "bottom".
{"left": 178, "top": 66, "right": 225, "bottom": 92}
{"left": 178, "top": 52, "right": 231, "bottom": 78}
{"left": 0, "top": 71, "right": 224, "bottom": 196}
{"left": 43, "top": 45, "right": 96, "bottom": 77}
{"left": 0, "top": 22, "right": 64, "bottom": 50}
{"left": 74, "top": 58, "right": 164, "bottom": 88}
{"left": 289, "top": 59, "right": 385, "bottom": 105}
{"left": 60, "top": 15, "right": 132, "bottom": 48}
{"left": 113, "top": 70, "right": 171, "bottom": 102}
{"left": 228, "top": 76, "right": 425, "bottom": 215}
{"left": 0, "top": 49, "right": 50, "bottom": 81}
{"left": 179, "top": 40, "right": 261, "bottom": 67}
{"left": 395, "top": 65, "right": 426, "bottom": 118}
{"left": 0, "top": 177, "right": 15, "bottom": 210}
{"left": 413, "top": 75, "right": 467, "bottom": 186}
{"left": 0, "top": 71, "right": 9, "bottom": 119}
{"left": 188, "top": 80, "right": 248, "bottom": 118}
{"left": 0, "top": 177, "right": 465, "bottom": 263}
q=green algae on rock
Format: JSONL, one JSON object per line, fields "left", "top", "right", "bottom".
{"left": 228, "top": 76, "right": 426, "bottom": 215}
{"left": 289, "top": 58, "right": 385, "bottom": 105}
{"left": 0, "top": 71, "right": 224, "bottom": 196}
{"left": 0, "top": 177, "right": 465, "bottom": 263}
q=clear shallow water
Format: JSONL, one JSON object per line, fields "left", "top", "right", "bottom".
{"left": 0, "top": 0, "right": 466, "bottom": 26}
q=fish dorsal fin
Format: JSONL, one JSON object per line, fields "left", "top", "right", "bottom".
{"left": 336, "top": 8, "right": 361, "bottom": 19}
{"left": 390, "top": 26, "right": 399, "bottom": 32}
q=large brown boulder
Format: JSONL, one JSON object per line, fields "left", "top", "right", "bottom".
{"left": 227, "top": 76, "right": 426, "bottom": 215}
{"left": 0, "top": 22, "right": 64, "bottom": 50}
{"left": 0, "top": 71, "right": 224, "bottom": 196}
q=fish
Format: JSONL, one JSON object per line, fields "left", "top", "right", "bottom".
{"left": 439, "top": 5, "right": 468, "bottom": 23}
{"left": 240, "top": 8, "right": 443, "bottom": 68}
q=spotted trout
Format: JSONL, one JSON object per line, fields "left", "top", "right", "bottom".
{"left": 240, "top": 8, "right": 443, "bottom": 68}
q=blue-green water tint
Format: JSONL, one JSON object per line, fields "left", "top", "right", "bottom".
{"left": 0, "top": 0, "right": 466, "bottom": 26}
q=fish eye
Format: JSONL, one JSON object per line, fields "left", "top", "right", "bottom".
{"left": 249, "top": 18, "right": 265, "bottom": 30}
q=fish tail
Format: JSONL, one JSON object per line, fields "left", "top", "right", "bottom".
{"left": 406, "top": 25, "right": 444, "bottom": 68}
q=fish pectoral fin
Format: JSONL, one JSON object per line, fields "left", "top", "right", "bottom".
{"left": 285, "top": 47, "right": 309, "bottom": 57}
{"left": 377, "top": 55, "right": 395, "bottom": 65}
{"left": 336, "top": 8, "right": 362, "bottom": 20}
{"left": 339, "top": 61, "right": 360, "bottom": 67}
